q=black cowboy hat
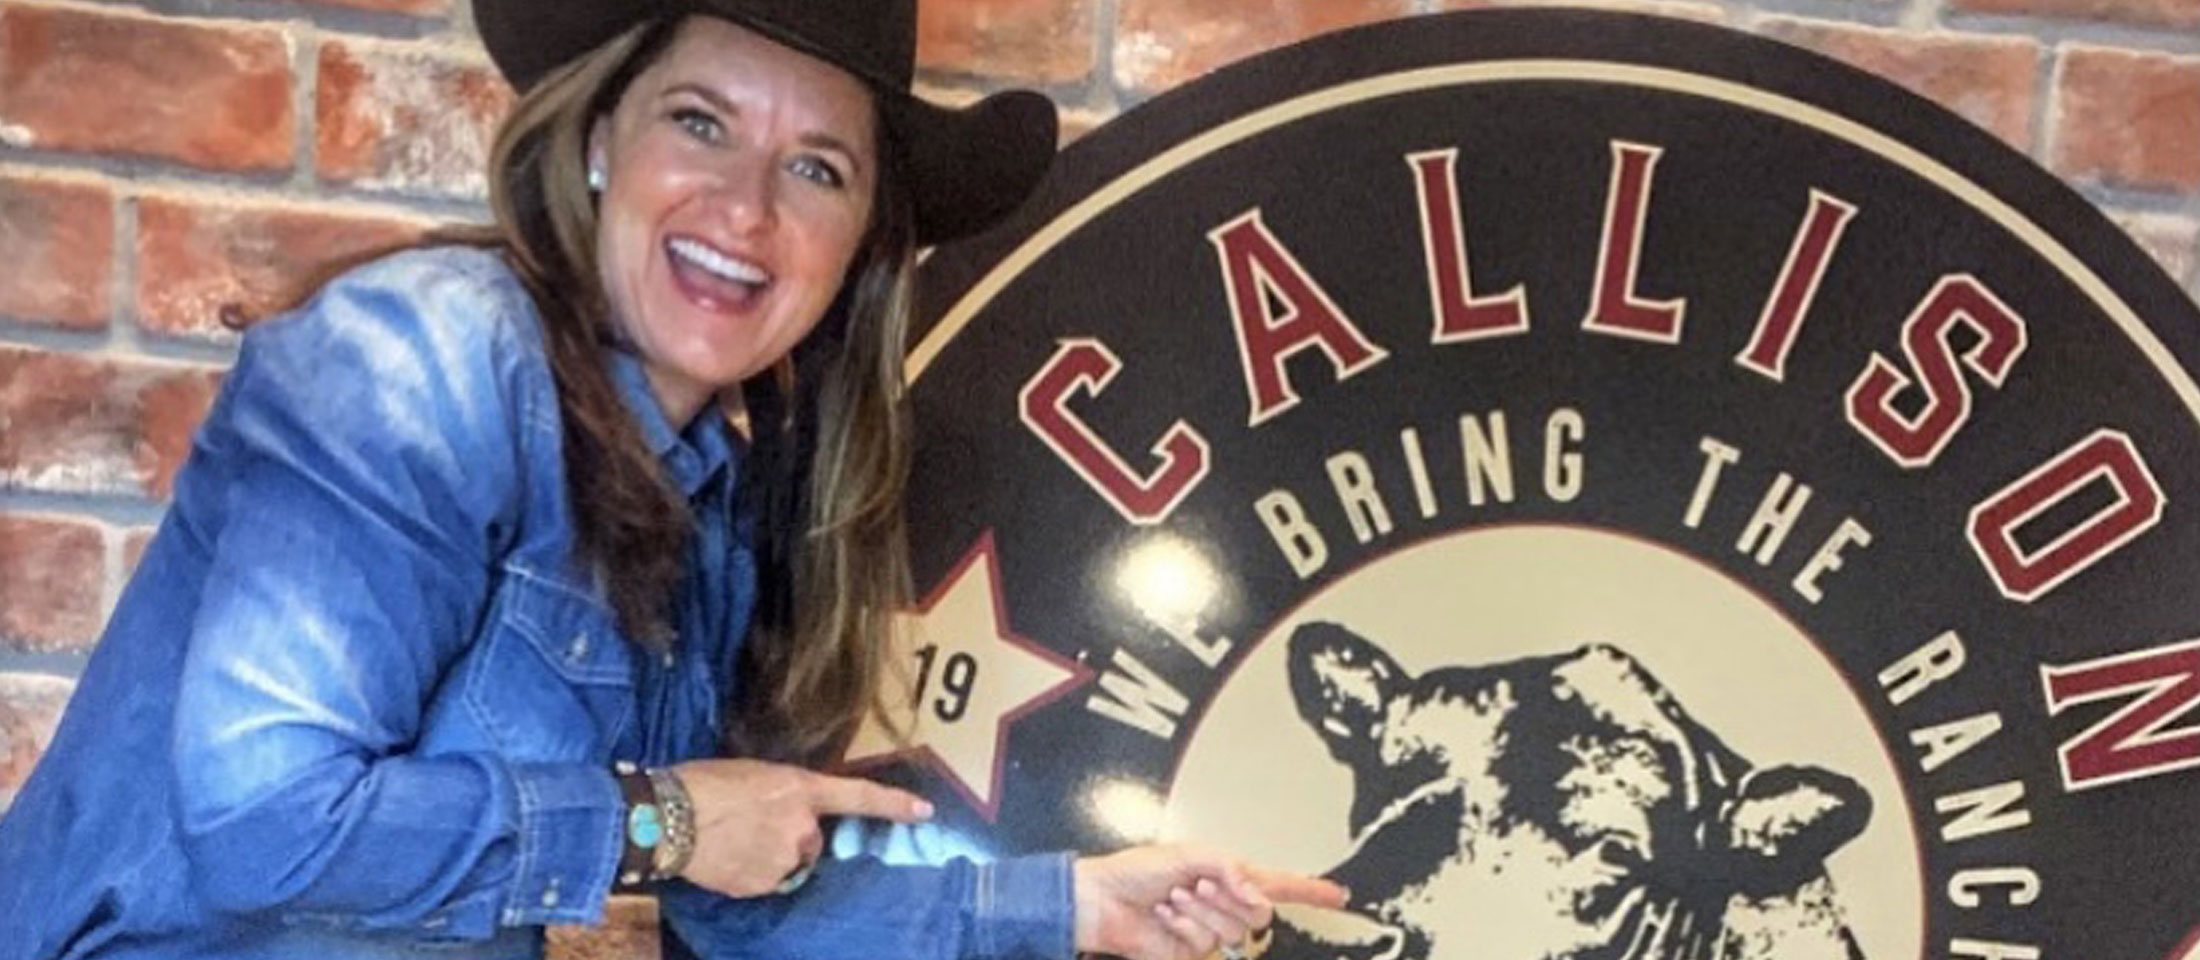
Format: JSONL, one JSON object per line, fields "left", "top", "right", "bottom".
{"left": 473, "top": 0, "right": 1059, "bottom": 246}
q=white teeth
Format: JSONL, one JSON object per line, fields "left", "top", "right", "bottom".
{"left": 668, "top": 238, "right": 769, "bottom": 285}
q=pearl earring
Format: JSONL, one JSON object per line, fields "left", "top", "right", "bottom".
{"left": 588, "top": 166, "right": 606, "bottom": 192}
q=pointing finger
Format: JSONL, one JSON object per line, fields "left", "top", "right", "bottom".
{"left": 805, "top": 773, "right": 936, "bottom": 822}
{"left": 1245, "top": 865, "right": 1349, "bottom": 910}
{"left": 1194, "top": 876, "right": 1270, "bottom": 931}
{"left": 1209, "top": 867, "right": 1272, "bottom": 917}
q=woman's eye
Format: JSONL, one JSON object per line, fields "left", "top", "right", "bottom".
{"left": 788, "top": 155, "right": 846, "bottom": 189}
{"left": 671, "top": 108, "right": 723, "bottom": 143}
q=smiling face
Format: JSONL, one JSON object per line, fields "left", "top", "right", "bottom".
{"left": 588, "top": 16, "right": 880, "bottom": 424}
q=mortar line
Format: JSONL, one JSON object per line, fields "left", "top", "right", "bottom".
{"left": 295, "top": 23, "right": 321, "bottom": 195}
{"left": 111, "top": 189, "right": 145, "bottom": 360}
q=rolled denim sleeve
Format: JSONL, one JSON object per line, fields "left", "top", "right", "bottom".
{"left": 660, "top": 852, "right": 1076, "bottom": 960}
{"left": 168, "top": 250, "right": 621, "bottom": 938}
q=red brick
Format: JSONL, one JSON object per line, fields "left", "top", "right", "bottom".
{"left": 0, "top": 517, "right": 105, "bottom": 653}
{"left": 0, "top": 347, "right": 222, "bottom": 501}
{"left": 138, "top": 375, "right": 219, "bottom": 500}
{"left": 291, "top": 0, "right": 452, "bottom": 14}
{"left": 124, "top": 528, "right": 156, "bottom": 579}
{"left": 1486, "top": 0, "right": 1727, "bottom": 20}
{"left": 0, "top": 672, "right": 76, "bottom": 810}
{"left": 919, "top": 0, "right": 1094, "bottom": 84}
{"left": 0, "top": 6, "right": 293, "bottom": 172}
{"left": 317, "top": 42, "right": 514, "bottom": 198}
{"left": 547, "top": 896, "right": 661, "bottom": 960}
{"left": 0, "top": 176, "right": 112, "bottom": 329}
{"left": 136, "top": 195, "right": 425, "bottom": 340}
{"left": 1115, "top": 0, "right": 1415, "bottom": 93}
{"left": 2054, "top": 47, "right": 2200, "bottom": 192}
{"left": 1761, "top": 22, "right": 2039, "bottom": 150}
{"left": 1954, "top": 0, "right": 2197, "bottom": 28}
{"left": 1452, "top": 0, "right": 1725, "bottom": 17}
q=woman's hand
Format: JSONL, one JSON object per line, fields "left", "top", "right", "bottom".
{"left": 1073, "top": 845, "right": 1347, "bottom": 960}
{"left": 669, "top": 758, "right": 933, "bottom": 898}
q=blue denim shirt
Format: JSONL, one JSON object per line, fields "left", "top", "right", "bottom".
{"left": 0, "top": 247, "right": 1074, "bottom": 960}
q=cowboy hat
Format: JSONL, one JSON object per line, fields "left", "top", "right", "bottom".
{"left": 472, "top": 0, "right": 1059, "bottom": 246}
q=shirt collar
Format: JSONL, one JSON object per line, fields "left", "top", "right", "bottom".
{"left": 605, "top": 348, "right": 736, "bottom": 500}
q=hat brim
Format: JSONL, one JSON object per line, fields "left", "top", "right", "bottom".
{"left": 474, "top": 0, "right": 1057, "bottom": 247}
{"left": 885, "top": 89, "right": 1058, "bottom": 247}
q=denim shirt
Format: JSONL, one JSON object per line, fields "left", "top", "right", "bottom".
{"left": 0, "top": 247, "right": 1074, "bottom": 960}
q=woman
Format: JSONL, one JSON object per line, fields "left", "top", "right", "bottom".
{"left": 0, "top": 1, "right": 1343, "bottom": 958}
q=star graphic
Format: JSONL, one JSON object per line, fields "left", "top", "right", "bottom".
{"left": 842, "top": 531, "right": 1093, "bottom": 821}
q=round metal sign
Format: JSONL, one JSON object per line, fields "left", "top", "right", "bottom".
{"left": 857, "top": 10, "right": 2200, "bottom": 960}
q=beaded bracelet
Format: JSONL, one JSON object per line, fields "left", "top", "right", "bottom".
{"left": 612, "top": 762, "right": 697, "bottom": 889}
{"left": 644, "top": 766, "right": 697, "bottom": 879}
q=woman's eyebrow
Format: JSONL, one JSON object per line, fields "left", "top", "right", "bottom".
{"left": 664, "top": 81, "right": 738, "bottom": 114}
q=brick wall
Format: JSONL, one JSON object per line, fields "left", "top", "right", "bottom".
{"left": 1, "top": 0, "right": 2195, "bottom": 953}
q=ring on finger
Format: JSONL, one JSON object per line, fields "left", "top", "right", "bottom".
{"left": 1219, "top": 921, "right": 1275, "bottom": 960}
{"left": 774, "top": 857, "right": 817, "bottom": 895}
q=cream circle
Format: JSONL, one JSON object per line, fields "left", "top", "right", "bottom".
{"left": 1163, "top": 524, "right": 1924, "bottom": 960}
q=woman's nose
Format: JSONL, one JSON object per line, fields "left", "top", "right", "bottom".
{"left": 712, "top": 155, "right": 777, "bottom": 233}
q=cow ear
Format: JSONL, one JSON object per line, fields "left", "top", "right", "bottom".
{"left": 1551, "top": 644, "right": 1684, "bottom": 739}
{"left": 1288, "top": 621, "right": 1405, "bottom": 759}
{"left": 1719, "top": 764, "right": 1874, "bottom": 896}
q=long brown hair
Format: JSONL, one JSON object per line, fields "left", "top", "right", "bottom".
{"left": 472, "top": 17, "right": 917, "bottom": 764}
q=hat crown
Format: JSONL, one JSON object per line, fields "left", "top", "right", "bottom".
{"left": 480, "top": 0, "right": 918, "bottom": 95}
{"left": 716, "top": 0, "right": 918, "bottom": 91}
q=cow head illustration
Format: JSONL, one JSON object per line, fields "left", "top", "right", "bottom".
{"left": 1276, "top": 622, "right": 1872, "bottom": 960}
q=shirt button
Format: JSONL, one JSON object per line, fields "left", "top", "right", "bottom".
{"left": 567, "top": 634, "right": 590, "bottom": 662}
{"left": 541, "top": 887, "right": 561, "bottom": 908}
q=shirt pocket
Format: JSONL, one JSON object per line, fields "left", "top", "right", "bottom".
{"left": 462, "top": 567, "right": 635, "bottom": 763}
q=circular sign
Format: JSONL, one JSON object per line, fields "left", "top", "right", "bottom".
{"left": 857, "top": 10, "right": 2200, "bottom": 960}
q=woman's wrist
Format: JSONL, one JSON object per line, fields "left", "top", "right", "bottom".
{"left": 645, "top": 766, "right": 697, "bottom": 878}
{"left": 1070, "top": 855, "right": 1101, "bottom": 955}
{"left": 612, "top": 762, "right": 697, "bottom": 889}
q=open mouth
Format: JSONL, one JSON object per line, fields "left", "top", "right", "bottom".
{"left": 1575, "top": 833, "right": 1649, "bottom": 926}
{"left": 1325, "top": 784, "right": 1469, "bottom": 909}
{"left": 1278, "top": 786, "right": 1465, "bottom": 960}
{"left": 666, "top": 236, "right": 772, "bottom": 310}
{"left": 1276, "top": 904, "right": 1412, "bottom": 960}
{"left": 1285, "top": 787, "right": 1674, "bottom": 960}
